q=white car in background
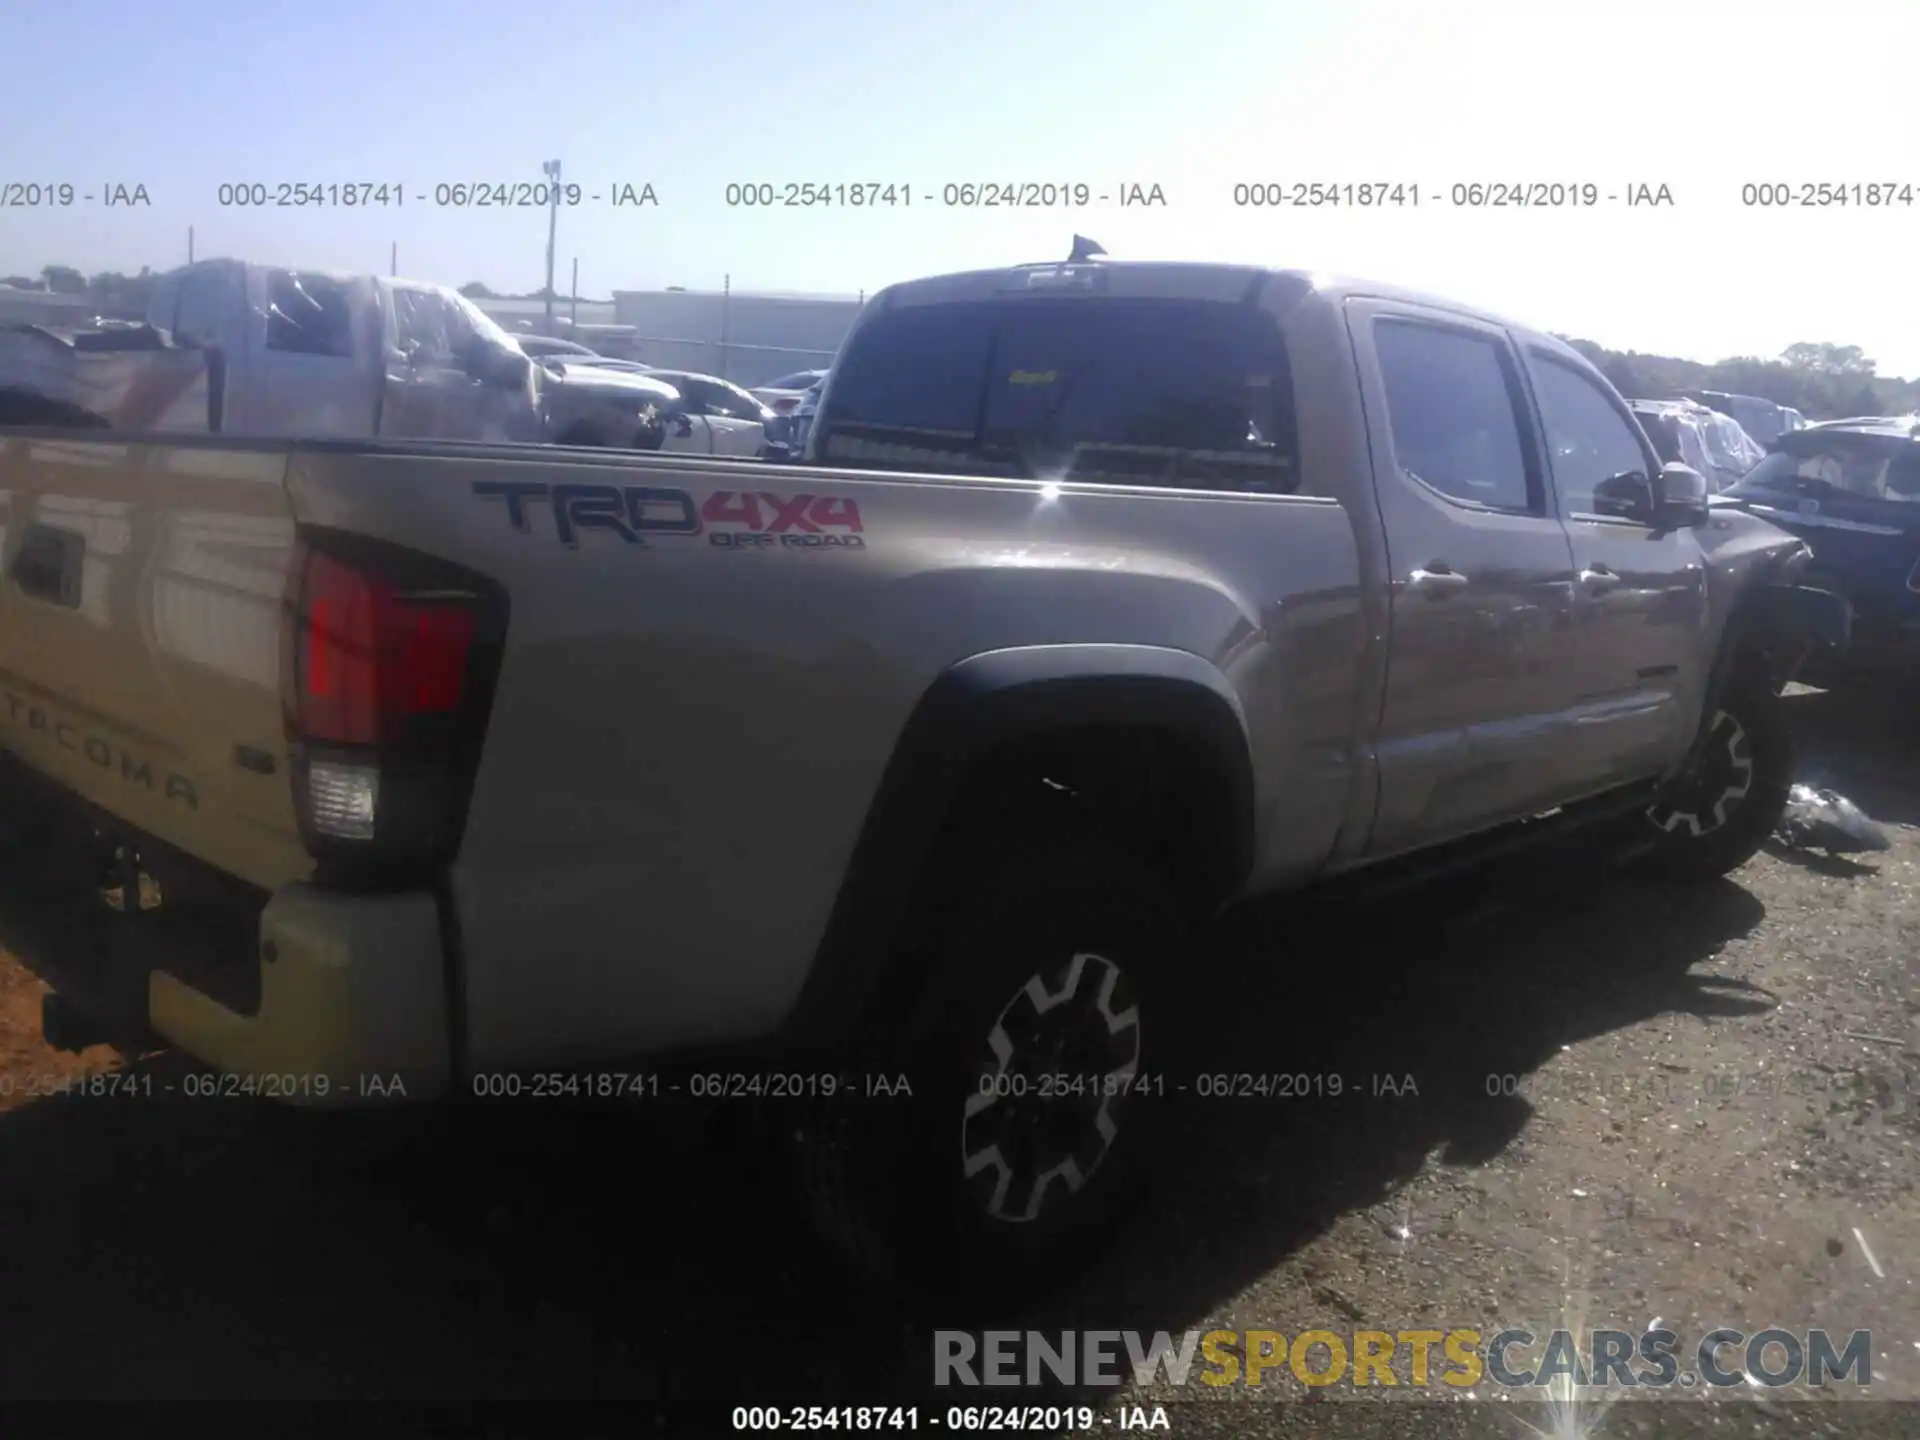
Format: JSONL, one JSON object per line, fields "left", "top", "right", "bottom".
{"left": 751, "top": 368, "right": 830, "bottom": 418}
{"left": 513, "top": 334, "right": 603, "bottom": 365}
{"left": 643, "top": 367, "right": 778, "bottom": 457}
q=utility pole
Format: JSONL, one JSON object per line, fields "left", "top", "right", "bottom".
{"left": 570, "top": 257, "right": 579, "bottom": 332}
{"left": 187, "top": 226, "right": 194, "bottom": 264}
{"left": 719, "top": 273, "right": 730, "bottom": 379}
{"left": 542, "top": 159, "right": 562, "bottom": 330}
{"left": 390, "top": 241, "right": 397, "bottom": 277}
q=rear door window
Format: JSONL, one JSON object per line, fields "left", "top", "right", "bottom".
{"left": 1372, "top": 320, "right": 1536, "bottom": 513}
{"left": 818, "top": 297, "right": 1298, "bottom": 492}
{"left": 679, "top": 378, "right": 750, "bottom": 417}
{"left": 710, "top": 381, "right": 767, "bottom": 419}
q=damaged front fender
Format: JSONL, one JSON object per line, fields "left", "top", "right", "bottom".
{"left": 1679, "top": 580, "right": 1851, "bottom": 783}
{"left": 1743, "top": 581, "right": 1853, "bottom": 655}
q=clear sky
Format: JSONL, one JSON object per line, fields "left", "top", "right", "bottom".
{"left": 5, "top": 0, "right": 1919, "bottom": 372}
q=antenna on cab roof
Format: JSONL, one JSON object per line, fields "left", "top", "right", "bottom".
{"left": 1067, "top": 235, "right": 1107, "bottom": 263}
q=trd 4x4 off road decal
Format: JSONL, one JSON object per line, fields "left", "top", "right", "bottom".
{"left": 473, "top": 481, "right": 865, "bottom": 551}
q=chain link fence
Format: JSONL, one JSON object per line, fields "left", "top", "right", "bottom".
{"left": 617, "top": 335, "right": 839, "bottom": 386}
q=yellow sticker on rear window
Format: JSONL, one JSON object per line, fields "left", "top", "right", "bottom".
{"left": 1007, "top": 369, "right": 1059, "bottom": 386}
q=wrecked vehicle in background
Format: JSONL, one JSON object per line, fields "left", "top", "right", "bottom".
{"left": 0, "top": 259, "right": 686, "bottom": 451}
{"left": 1715, "top": 416, "right": 1920, "bottom": 685}
{"left": 0, "top": 322, "right": 214, "bottom": 432}
{"left": 1683, "top": 389, "right": 1803, "bottom": 446}
{"left": 1629, "top": 398, "right": 1765, "bottom": 492}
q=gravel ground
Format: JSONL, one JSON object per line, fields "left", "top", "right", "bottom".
{"left": 0, "top": 684, "right": 1915, "bottom": 1438}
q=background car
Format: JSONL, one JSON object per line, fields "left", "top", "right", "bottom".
{"left": 642, "top": 367, "right": 777, "bottom": 457}
{"left": 1683, "top": 389, "right": 1796, "bottom": 446}
{"left": 787, "top": 377, "right": 824, "bottom": 456}
{"left": 540, "top": 356, "right": 654, "bottom": 375}
{"left": 512, "top": 334, "right": 603, "bottom": 365}
{"left": 1630, "top": 399, "right": 1721, "bottom": 486}
{"left": 751, "top": 368, "right": 830, "bottom": 419}
{"left": 1715, "top": 415, "right": 1920, "bottom": 682}
{"left": 1629, "top": 398, "right": 1763, "bottom": 491}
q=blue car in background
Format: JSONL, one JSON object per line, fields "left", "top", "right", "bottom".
{"left": 1716, "top": 416, "right": 1920, "bottom": 683}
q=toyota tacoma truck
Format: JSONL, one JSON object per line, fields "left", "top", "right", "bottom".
{"left": 0, "top": 258, "right": 1847, "bottom": 1301}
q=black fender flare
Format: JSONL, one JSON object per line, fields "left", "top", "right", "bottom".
{"left": 1686, "top": 581, "right": 1850, "bottom": 772}
{"left": 781, "top": 644, "right": 1256, "bottom": 1048}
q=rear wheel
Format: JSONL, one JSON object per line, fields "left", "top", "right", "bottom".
{"left": 1635, "top": 667, "right": 1792, "bottom": 880}
{"left": 799, "top": 837, "right": 1194, "bottom": 1310}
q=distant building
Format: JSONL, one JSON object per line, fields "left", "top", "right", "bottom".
{"left": 610, "top": 288, "right": 863, "bottom": 386}
{"left": 472, "top": 296, "right": 620, "bottom": 332}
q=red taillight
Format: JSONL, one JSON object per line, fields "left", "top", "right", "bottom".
{"left": 294, "top": 548, "right": 477, "bottom": 746}
{"left": 281, "top": 534, "right": 504, "bottom": 877}
{"left": 773, "top": 397, "right": 799, "bottom": 414}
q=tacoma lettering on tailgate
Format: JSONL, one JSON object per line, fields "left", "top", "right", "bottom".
{"left": 473, "top": 482, "right": 866, "bottom": 551}
{"left": 1, "top": 692, "right": 199, "bottom": 809}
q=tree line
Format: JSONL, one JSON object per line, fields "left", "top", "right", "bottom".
{"left": 6, "top": 265, "right": 1917, "bottom": 420}
{"left": 1556, "top": 336, "right": 1920, "bottom": 421}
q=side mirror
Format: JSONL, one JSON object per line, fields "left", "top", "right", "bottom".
{"left": 1651, "top": 461, "right": 1711, "bottom": 528}
{"left": 1590, "top": 468, "right": 1656, "bottom": 523}
{"left": 1590, "top": 464, "right": 1709, "bottom": 528}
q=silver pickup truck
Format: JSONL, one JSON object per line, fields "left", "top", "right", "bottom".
{"left": 0, "top": 258, "right": 688, "bottom": 452}
{"left": 0, "top": 258, "right": 1846, "bottom": 1300}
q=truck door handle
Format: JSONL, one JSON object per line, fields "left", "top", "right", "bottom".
{"left": 1408, "top": 565, "right": 1469, "bottom": 595}
{"left": 10, "top": 525, "right": 84, "bottom": 609}
{"left": 1579, "top": 564, "right": 1620, "bottom": 592}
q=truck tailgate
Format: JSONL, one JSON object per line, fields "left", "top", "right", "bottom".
{"left": 0, "top": 436, "right": 311, "bottom": 892}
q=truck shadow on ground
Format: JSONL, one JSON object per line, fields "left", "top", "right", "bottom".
{"left": 0, "top": 685, "right": 1900, "bottom": 1410}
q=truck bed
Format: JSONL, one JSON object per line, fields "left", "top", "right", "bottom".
{"left": 0, "top": 327, "right": 213, "bottom": 432}
{"left": 0, "top": 431, "right": 1366, "bottom": 1075}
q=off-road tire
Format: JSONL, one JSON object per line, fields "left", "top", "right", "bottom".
{"left": 1634, "top": 667, "right": 1793, "bottom": 881}
{"left": 796, "top": 836, "right": 1195, "bottom": 1313}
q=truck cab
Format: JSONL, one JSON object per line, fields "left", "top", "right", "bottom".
{"left": 144, "top": 260, "right": 543, "bottom": 443}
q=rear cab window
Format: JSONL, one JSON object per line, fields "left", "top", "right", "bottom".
{"left": 815, "top": 296, "right": 1299, "bottom": 493}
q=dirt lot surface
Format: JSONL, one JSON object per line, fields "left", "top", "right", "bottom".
{"left": 0, "top": 684, "right": 1916, "bottom": 1437}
